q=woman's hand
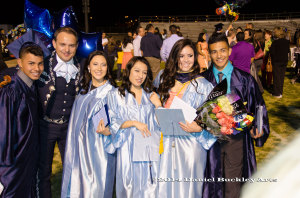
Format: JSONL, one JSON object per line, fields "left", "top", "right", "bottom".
{"left": 179, "top": 121, "right": 203, "bottom": 133}
{"left": 96, "top": 119, "right": 111, "bottom": 136}
{"left": 150, "top": 92, "right": 162, "bottom": 108}
{"left": 134, "top": 121, "right": 151, "bottom": 137}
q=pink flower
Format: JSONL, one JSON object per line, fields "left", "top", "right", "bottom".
{"left": 212, "top": 105, "right": 222, "bottom": 114}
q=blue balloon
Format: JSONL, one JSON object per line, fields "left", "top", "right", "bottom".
{"left": 24, "top": 0, "right": 53, "bottom": 38}
{"left": 76, "top": 32, "right": 101, "bottom": 58}
{"left": 52, "top": 6, "right": 79, "bottom": 32}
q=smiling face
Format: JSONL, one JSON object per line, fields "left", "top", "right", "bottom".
{"left": 209, "top": 41, "right": 231, "bottom": 71}
{"left": 52, "top": 32, "right": 78, "bottom": 62}
{"left": 178, "top": 46, "right": 195, "bottom": 72}
{"left": 129, "top": 61, "right": 148, "bottom": 88}
{"left": 17, "top": 53, "right": 44, "bottom": 80}
{"left": 88, "top": 55, "right": 107, "bottom": 86}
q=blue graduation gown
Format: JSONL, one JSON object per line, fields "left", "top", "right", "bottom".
{"left": 107, "top": 88, "right": 161, "bottom": 198}
{"left": 201, "top": 67, "right": 270, "bottom": 198}
{"left": 61, "top": 82, "right": 116, "bottom": 198}
{"left": 155, "top": 76, "right": 217, "bottom": 198}
{"left": 0, "top": 74, "right": 39, "bottom": 198}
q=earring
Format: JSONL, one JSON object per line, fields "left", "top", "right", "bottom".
{"left": 88, "top": 68, "right": 91, "bottom": 73}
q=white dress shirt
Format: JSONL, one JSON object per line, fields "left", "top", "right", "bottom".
{"left": 53, "top": 55, "right": 78, "bottom": 83}
{"left": 133, "top": 35, "right": 142, "bottom": 56}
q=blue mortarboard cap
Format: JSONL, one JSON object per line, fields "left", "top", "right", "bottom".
{"left": 6, "top": 29, "right": 51, "bottom": 59}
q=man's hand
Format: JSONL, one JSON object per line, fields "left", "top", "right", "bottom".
{"left": 250, "top": 128, "right": 264, "bottom": 139}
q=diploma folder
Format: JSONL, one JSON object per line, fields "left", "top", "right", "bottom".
{"left": 154, "top": 108, "right": 191, "bottom": 136}
{"left": 92, "top": 104, "right": 110, "bottom": 128}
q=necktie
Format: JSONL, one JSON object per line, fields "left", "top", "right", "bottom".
{"left": 218, "top": 72, "right": 224, "bottom": 83}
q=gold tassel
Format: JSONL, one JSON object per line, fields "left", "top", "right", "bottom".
{"left": 0, "top": 75, "right": 12, "bottom": 88}
{"left": 159, "top": 132, "right": 164, "bottom": 154}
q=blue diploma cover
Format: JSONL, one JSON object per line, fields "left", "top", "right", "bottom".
{"left": 92, "top": 104, "right": 110, "bottom": 128}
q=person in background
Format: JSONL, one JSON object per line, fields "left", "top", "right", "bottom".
{"left": 269, "top": 27, "right": 290, "bottom": 98}
{"left": 202, "top": 29, "right": 210, "bottom": 43}
{"left": 133, "top": 26, "right": 145, "bottom": 57}
{"left": 291, "top": 36, "right": 300, "bottom": 84}
{"left": 236, "top": 27, "right": 243, "bottom": 33}
{"left": 176, "top": 25, "right": 183, "bottom": 37}
{"left": 106, "top": 36, "right": 118, "bottom": 70}
{"left": 227, "top": 28, "right": 237, "bottom": 47}
{"left": 61, "top": 50, "right": 116, "bottom": 198}
{"left": 261, "top": 29, "right": 273, "bottom": 89}
{"left": 214, "top": 23, "right": 224, "bottom": 34}
{"left": 244, "top": 28, "right": 254, "bottom": 44}
{"left": 229, "top": 31, "right": 255, "bottom": 73}
{"left": 252, "top": 29, "right": 265, "bottom": 93}
{"left": 162, "top": 29, "right": 167, "bottom": 40}
{"left": 0, "top": 42, "right": 44, "bottom": 197}
{"left": 197, "top": 32, "right": 210, "bottom": 72}
{"left": 121, "top": 35, "right": 134, "bottom": 71}
{"left": 115, "top": 40, "right": 123, "bottom": 82}
{"left": 127, "top": 31, "right": 133, "bottom": 38}
{"left": 102, "top": 32, "right": 109, "bottom": 50}
{"left": 160, "top": 24, "right": 183, "bottom": 63}
{"left": 245, "top": 23, "right": 254, "bottom": 30}
{"left": 132, "top": 32, "right": 137, "bottom": 40}
{"left": 140, "top": 24, "right": 163, "bottom": 79}
{"left": 155, "top": 27, "right": 163, "bottom": 41}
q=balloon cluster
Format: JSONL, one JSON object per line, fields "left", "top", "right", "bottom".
{"left": 216, "top": 1, "right": 240, "bottom": 22}
{"left": 21, "top": 0, "right": 101, "bottom": 58}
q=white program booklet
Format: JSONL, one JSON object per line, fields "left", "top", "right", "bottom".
{"left": 170, "top": 96, "right": 197, "bottom": 123}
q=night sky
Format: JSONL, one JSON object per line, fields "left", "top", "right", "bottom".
{"left": 0, "top": 0, "right": 297, "bottom": 31}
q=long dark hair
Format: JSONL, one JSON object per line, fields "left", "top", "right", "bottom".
{"left": 81, "top": 50, "right": 116, "bottom": 95}
{"left": 122, "top": 35, "right": 132, "bottom": 49}
{"left": 197, "top": 32, "right": 205, "bottom": 42}
{"left": 118, "top": 56, "right": 153, "bottom": 97}
{"left": 157, "top": 39, "right": 200, "bottom": 104}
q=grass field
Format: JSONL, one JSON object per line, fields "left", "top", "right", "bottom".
{"left": 47, "top": 63, "right": 300, "bottom": 197}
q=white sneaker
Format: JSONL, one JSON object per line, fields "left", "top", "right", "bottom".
{"left": 272, "top": 94, "right": 282, "bottom": 98}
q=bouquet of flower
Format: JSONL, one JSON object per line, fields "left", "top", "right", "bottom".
{"left": 194, "top": 79, "right": 254, "bottom": 141}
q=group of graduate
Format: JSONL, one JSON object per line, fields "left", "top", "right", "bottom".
{"left": 0, "top": 26, "right": 269, "bottom": 198}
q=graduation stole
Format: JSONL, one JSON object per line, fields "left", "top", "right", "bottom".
{"left": 0, "top": 75, "right": 12, "bottom": 88}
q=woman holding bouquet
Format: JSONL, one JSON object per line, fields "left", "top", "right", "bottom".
{"left": 155, "top": 39, "right": 217, "bottom": 198}
{"left": 61, "top": 51, "right": 116, "bottom": 198}
{"left": 107, "top": 56, "right": 162, "bottom": 197}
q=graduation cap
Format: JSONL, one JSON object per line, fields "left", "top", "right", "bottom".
{"left": 6, "top": 29, "right": 51, "bottom": 59}
{"left": 215, "top": 23, "right": 224, "bottom": 32}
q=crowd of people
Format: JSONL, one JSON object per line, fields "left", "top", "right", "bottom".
{"left": 0, "top": 21, "right": 297, "bottom": 198}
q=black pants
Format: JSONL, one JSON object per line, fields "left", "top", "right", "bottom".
{"left": 220, "top": 133, "right": 244, "bottom": 198}
{"left": 272, "top": 63, "right": 287, "bottom": 96}
{"left": 37, "top": 119, "right": 68, "bottom": 198}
